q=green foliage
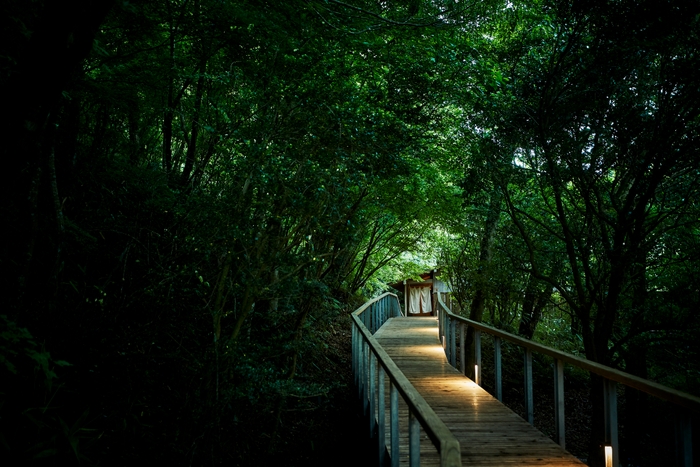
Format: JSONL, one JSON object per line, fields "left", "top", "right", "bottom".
{"left": 0, "top": 315, "right": 69, "bottom": 387}
{"left": 0, "top": 315, "right": 88, "bottom": 462}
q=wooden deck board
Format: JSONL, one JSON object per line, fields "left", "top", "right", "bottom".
{"left": 372, "top": 317, "right": 585, "bottom": 467}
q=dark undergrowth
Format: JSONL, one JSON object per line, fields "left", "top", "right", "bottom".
{"left": 1, "top": 307, "right": 377, "bottom": 466}
{"left": 259, "top": 313, "right": 378, "bottom": 467}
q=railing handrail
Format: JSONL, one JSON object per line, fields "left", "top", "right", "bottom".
{"left": 436, "top": 294, "right": 700, "bottom": 413}
{"left": 352, "top": 293, "right": 462, "bottom": 467}
{"left": 351, "top": 291, "right": 399, "bottom": 318}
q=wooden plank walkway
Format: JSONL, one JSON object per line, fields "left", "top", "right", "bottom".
{"left": 373, "top": 317, "right": 586, "bottom": 466}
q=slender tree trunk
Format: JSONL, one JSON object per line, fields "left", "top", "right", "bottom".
{"left": 622, "top": 248, "right": 648, "bottom": 465}
{"left": 18, "top": 166, "right": 42, "bottom": 295}
{"left": 518, "top": 275, "right": 545, "bottom": 340}
{"left": 585, "top": 262, "right": 627, "bottom": 466}
{"left": 163, "top": 22, "right": 175, "bottom": 176}
{"left": 163, "top": 97, "right": 174, "bottom": 174}
{"left": 465, "top": 190, "right": 501, "bottom": 378}
{"left": 128, "top": 98, "right": 141, "bottom": 164}
{"left": 231, "top": 288, "right": 255, "bottom": 342}
{"left": 213, "top": 252, "right": 233, "bottom": 341}
{"left": 587, "top": 373, "right": 606, "bottom": 467}
{"left": 190, "top": 137, "right": 216, "bottom": 188}
{"left": 48, "top": 146, "right": 65, "bottom": 242}
{"left": 623, "top": 342, "right": 648, "bottom": 465}
{"left": 519, "top": 261, "right": 560, "bottom": 339}
{"left": 180, "top": 58, "right": 207, "bottom": 188}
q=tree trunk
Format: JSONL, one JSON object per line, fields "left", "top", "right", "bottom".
{"left": 518, "top": 275, "right": 548, "bottom": 340}
{"left": 163, "top": 23, "right": 175, "bottom": 176}
{"left": 519, "top": 260, "right": 560, "bottom": 340}
{"left": 231, "top": 288, "right": 255, "bottom": 342}
{"left": 212, "top": 252, "right": 233, "bottom": 342}
{"left": 587, "top": 373, "right": 606, "bottom": 467}
{"left": 622, "top": 251, "right": 648, "bottom": 465}
{"left": 585, "top": 270, "right": 625, "bottom": 466}
{"left": 128, "top": 97, "right": 141, "bottom": 164}
{"left": 180, "top": 58, "right": 207, "bottom": 188}
{"left": 623, "top": 342, "right": 648, "bottom": 465}
{"left": 465, "top": 190, "right": 501, "bottom": 379}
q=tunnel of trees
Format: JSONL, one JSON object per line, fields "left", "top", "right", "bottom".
{"left": 1, "top": 0, "right": 699, "bottom": 465}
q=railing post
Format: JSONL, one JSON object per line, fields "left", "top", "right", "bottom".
{"left": 367, "top": 305, "right": 371, "bottom": 333}
{"left": 363, "top": 341, "right": 370, "bottom": 415}
{"left": 675, "top": 409, "right": 693, "bottom": 467}
{"left": 378, "top": 366, "right": 386, "bottom": 465}
{"left": 444, "top": 315, "right": 449, "bottom": 362}
{"left": 369, "top": 352, "right": 376, "bottom": 437}
{"left": 358, "top": 333, "right": 364, "bottom": 401}
{"left": 474, "top": 329, "right": 482, "bottom": 386}
{"left": 404, "top": 282, "right": 408, "bottom": 316}
{"left": 374, "top": 303, "right": 378, "bottom": 332}
{"left": 441, "top": 307, "right": 446, "bottom": 347}
{"left": 460, "top": 322, "right": 466, "bottom": 375}
{"left": 351, "top": 324, "right": 356, "bottom": 380}
{"left": 455, "top": 318, "right": 459, "bottom": 366}
{"left": 494, "top": 336, "right": 502, "bottom": 401}
{"left": 371, "top": 304, "right": 375, "bottom": 333}
{"left": 444, "top": 314, "right": 449, "bottom": 361}
{"left": 443, "top": 306, "right": 447, "bottom": 339}
{"left": 442, "top": 313, "right": 447, "bottom": 353}
{"left": 603, "top": 379, "right": 619, "bottom": 467}
{"left": 450, "top": 316, "right": 457, "bottom": 367}
{"left": 524, "top": 347, "right": 534, "bottom": 424}
{"left": 554, "top": 358, "right": 565, "bottom": 448}
{"left": 409, "top": 409, "right": 420, "bottom": 467}
{"left": 390, "top": 381, "right": 399, "bottom": 467}
{"left": 444, "top": 310, "right": 448, "bottom": 353}
{"left": 355, "top": 325, "right": 360, "bottom": 385}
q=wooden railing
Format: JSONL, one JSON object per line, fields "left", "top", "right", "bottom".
{"left": 352, "top": 292, "right": 462, "bottom": 467}
{"left": 436, "top": 294, "right": 700, "bottom": 467}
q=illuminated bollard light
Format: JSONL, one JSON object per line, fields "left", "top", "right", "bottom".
{"left": 604, "top": 446, "right": 613, "bottom": 467}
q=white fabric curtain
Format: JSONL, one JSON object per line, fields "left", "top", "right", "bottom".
{"left": 408, "top": 286, "right": 433, "bottom": 314}
{"left": 409, "top": 287, "right": 421, "bottom": 314}
{"left": 421, "top": 287, "right": 432, "bottom": 313}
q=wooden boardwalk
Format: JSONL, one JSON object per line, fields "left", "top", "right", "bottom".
{"left": 373, "top": 316, "right": 586, "bottom": 466}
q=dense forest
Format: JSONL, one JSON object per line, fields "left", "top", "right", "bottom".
{"left": 1, "top": 0, "right": 699, "bottom": 465}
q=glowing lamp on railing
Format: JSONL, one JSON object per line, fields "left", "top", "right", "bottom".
{"left": 604, "top": 446, "right": 613, "bottom": 467}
